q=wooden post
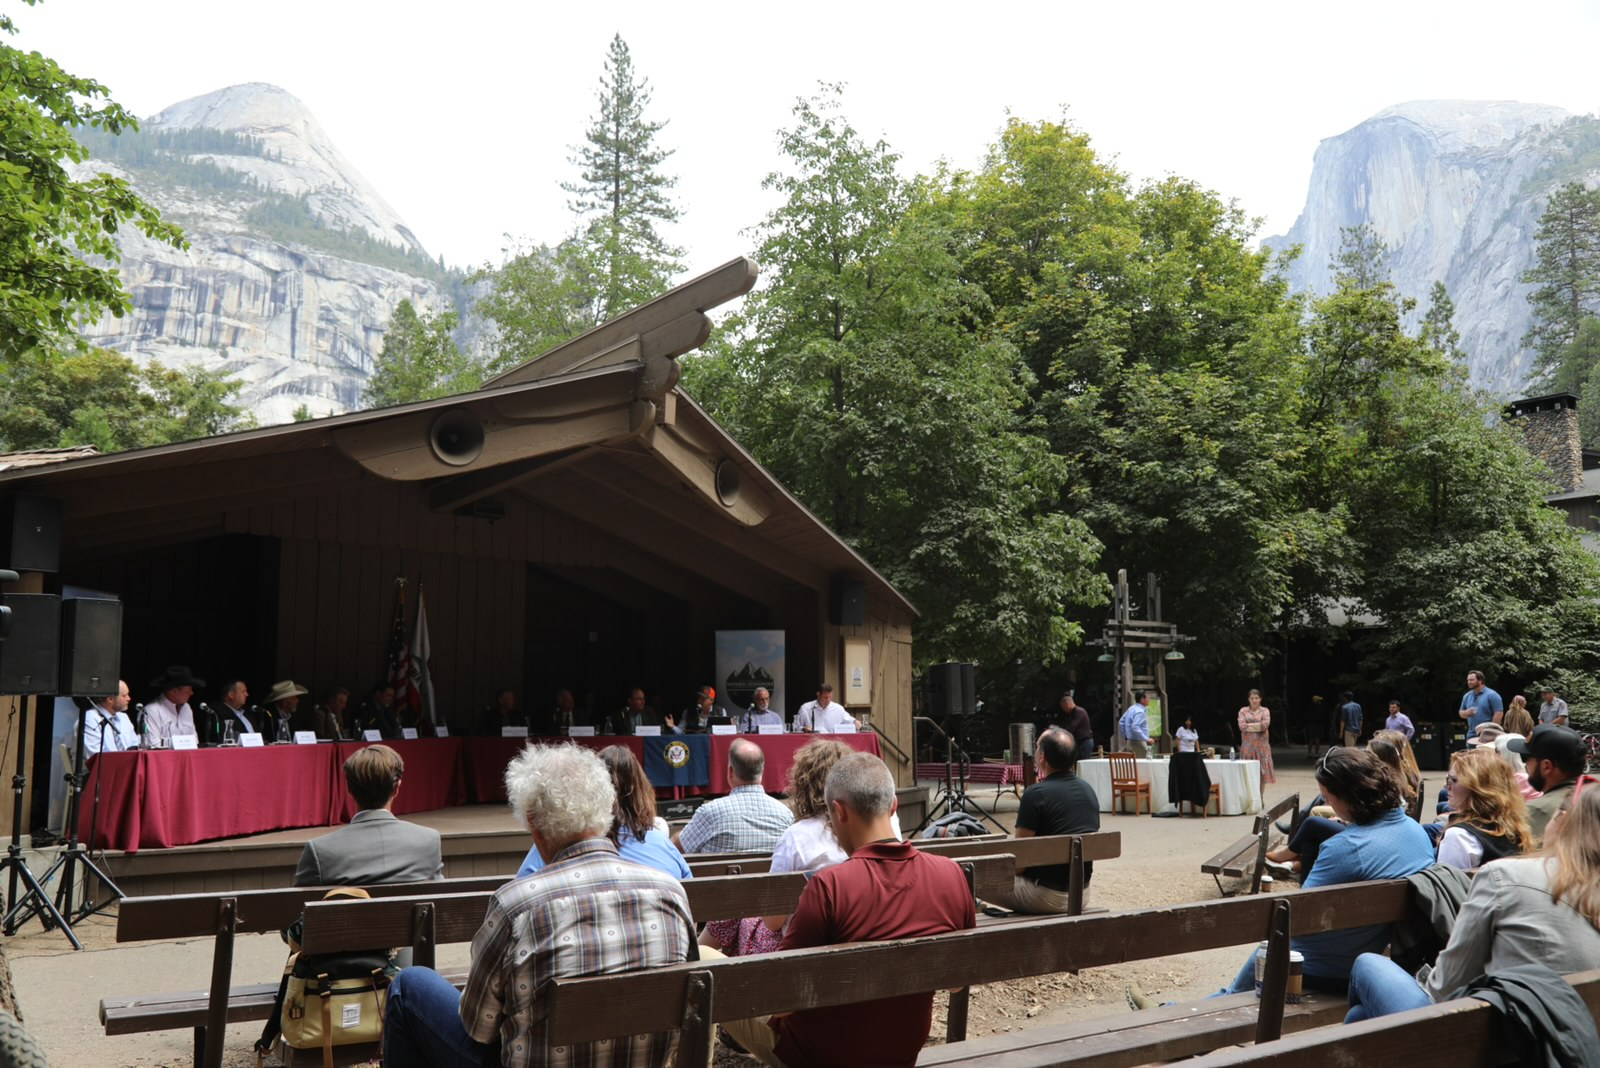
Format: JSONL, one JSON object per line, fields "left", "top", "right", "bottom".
{"left": 201, "top": 897, "right": 236, "bottom": 1068}
{"left": 1254, "top": 898, "right": 1292, "bottom": 1046}
{"left": 412, "top": 902, "right": 436, "bottom": 971}
{"left": 674, "top": 969, "right": 715, "bottom": 1068}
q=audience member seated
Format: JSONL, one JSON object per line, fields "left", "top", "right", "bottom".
{"left": 713, "top": 753, "right": 976, "bottom": 1067}
{"left": 794, "top": 683, "right": 857, "bottom": 733}
{"left": 701, "top": 738, "right": 860, "bottom": 957}
{"left": 739, "top": 687, "right": 784, "bottom": 733}
{"left": 674, "top": 738, "right": 793, "bottom": 854}
{"left": 295, "top": 744, "right": 443, "bottom": 886}
{"left": 1345, "top": 782, "right": 1600, "bottom": 1022}
{"left": 1492, "top": 732, "right": 1542, "bottom": 799}
{"left": 995, "top": 727, "right": 1100, "bottom": 914}
{"left": 517, "top": 745, "right": 690, "bottom": 882}
{"left": 1435, "top": 747, "right": 1530, "bottom": 868}
{"left": 144, "top": 665, "right": 203, "bottom": 746}
{"left": 1171, "top": 748, "right": 1433, "bottom": 1002}
{"left": 1510, "top": 725, "right": 1588, "bottom": 846}
{"left": 217, "top": 678, "right": 260, "bottom": 738}
{"left": 1266, "top": 734, "right": 1418, "bottom": 877}
{"left": 357, "top": 683, "right": 401, "bottom": 740}
{"left": 383, "top": 744, "right": 696, "bottom": 1068}
{"left": 79, "top": 680, "right": 138, "bottom": 755}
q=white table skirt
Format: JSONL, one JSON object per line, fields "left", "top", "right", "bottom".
{"left": 1077, "top": 758, "right": 1262, "bottom": 815}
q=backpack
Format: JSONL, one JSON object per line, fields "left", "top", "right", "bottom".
{"left": 920, "top": 811, "right": 989, "bottom": 838}
{"left": 254, "top": 887, "right": 399, "bottom": 1068}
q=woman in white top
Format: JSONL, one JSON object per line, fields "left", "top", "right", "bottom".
{"left": 1174, "top": 717, "right": 1199, "bottom": 753}
{"left": 1346, "top": 780, "right": 1600, "bottom": 1021}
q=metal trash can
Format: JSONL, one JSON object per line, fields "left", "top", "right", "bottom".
{"left": 1009, "top": 723, "right": 1037, "bottom": 784}
{"left": 1413, "top": 722, "right": 1449, "bottom": 771}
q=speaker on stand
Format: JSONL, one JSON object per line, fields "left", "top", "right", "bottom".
{"left": 916, "top": 662, "right": 1004, "bottom": 833}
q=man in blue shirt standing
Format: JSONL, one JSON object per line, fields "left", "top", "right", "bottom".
{"left": 1339, "top": 691, "right": 1363, "bottom": 747}
{"left": 1458, "top": 670, "right": 1503, "bottom": 736}
{"left": 1119, "top": 690, "right": 1152, "bottom": 758}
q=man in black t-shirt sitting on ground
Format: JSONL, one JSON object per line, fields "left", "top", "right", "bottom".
{"left": 997, "top": 727, "right": 1101, "bottom": 914}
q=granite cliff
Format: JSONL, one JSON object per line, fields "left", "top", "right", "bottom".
{"left": 1266, "top": 100, "right": 1600, "bottom": 395}
{"left": 74, "top": 83, "right": 461, "bottom": 424}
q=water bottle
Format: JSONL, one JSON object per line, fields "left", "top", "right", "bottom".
{"left": 603, "top": 715, "right": 614, "bottom": 736}
{"left": 222, "top": 720, "right": 236, "bottom": 746}
{"left": 276, "top": 716, "right": 291, "bottom": 744}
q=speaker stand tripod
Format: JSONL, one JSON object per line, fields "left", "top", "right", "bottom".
{"left": 40, "top": 706, "right": 123, "bottom": 929}
{"left": 913, "top": 715, "right": 1008, "bottom": 835}
{"left": 0, "top": 699, "right": 81, "bottom": 949}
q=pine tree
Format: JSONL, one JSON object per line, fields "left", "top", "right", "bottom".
{"left": 363, "top": 301, "right": 477, "bottom": 408}
{"left": 1420, "top": 281, "right": 1466, "bottom": 364}
{"left": 1522, "top": 181, "right": 1600, "bottom": 385}
{"left": 563, "top": 34, "right": 682, "bottom": 319}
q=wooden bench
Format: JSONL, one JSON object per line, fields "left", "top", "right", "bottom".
{"left": 100, "top": 853, "right": 1026, "bottom": 1067}
{"left": 1202, "top": 793, "right": 1300, "bottom": 896}
{"left": 541, "top": 878, "right": 1415, "bottom": 1068}
{"left": 688, "top": 830, "right": 1121, "bottom": 878}
{"left": 1179, "top": 968, "right": 1600, "bottom": 1067}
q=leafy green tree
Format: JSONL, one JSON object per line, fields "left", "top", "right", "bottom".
{"left": 684, "top": 90, "right": 1105, "bottom": 667}
{"left": 1420, "top": 281, "right": 1466, "bottom": 364}
{"left": 291, "top": 403, "right": 313, "bottom": 422}
{"left": 1523, "top": 181, "right": 1600, "bottom": 386}
{"left": 0, "top": 1, "right": 185, "bottom": 360}
{"left": 470, "top": 239, "right": 600, "bottom": 376}
{"left": 0, "top": 347, "right": 251, "bottom": 452}
{"left": 363, "top": 300, "right": 477, "bottom": 407}
{"left": 564, "top": 34, "right": 681, "bottom": 319}
{"left": 1331, "top": 223, "right": 1390, "bottom": 288}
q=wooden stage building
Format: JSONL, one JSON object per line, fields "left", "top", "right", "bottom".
{"left": 0, "top": 258, "right": 921, "bottom": 850}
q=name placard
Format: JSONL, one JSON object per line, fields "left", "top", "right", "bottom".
{"left": 435, "top": 725, "right": 450, "bottom": 738}
{"left": 171, "top": 734, "right": 199, "bottom": 751}
{"left": 634, "top": 725, "right": 662, "bottom": 737}
{"left": 362, "top": 729, "right": 382, "bottom": 742}
{"left": 239, "top": 733, "right": 264, "bottom": 748}
{"left": 568, "top": 725, "right": 596, "bottom": 737}
{"left": 401, "top": 727, "right": 419, "bottom": 740}
{"left": 501, "top": 726, "right": 529, "bottom": 738}
{"left": 293, "top": 731, "right": 318, "bottom": 745}
{"left": 711, "top": 724, "right": 738, "bottom": 735}
{"left": 757, "top": 724, "right": 785, "bottom": 735}
{"left": 829, "top": 722, "right": 858, "bottom": 734}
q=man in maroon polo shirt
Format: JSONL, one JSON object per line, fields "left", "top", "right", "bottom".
{"left": 719, "top": 752, "right": 976, "bottom": 1066}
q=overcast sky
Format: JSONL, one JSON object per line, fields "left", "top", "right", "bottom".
{"left": 16, "top": 0, "right": 1600, "bottom": 274}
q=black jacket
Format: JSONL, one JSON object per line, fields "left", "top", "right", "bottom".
{"left": 1450, "top": 964, "right": 1600, "bottom": 1068}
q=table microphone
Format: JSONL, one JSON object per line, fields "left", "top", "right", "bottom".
{"left": 131, "top": 702, "right": 145, "bottom": 732}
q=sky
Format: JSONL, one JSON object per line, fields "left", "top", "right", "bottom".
{"left": 15, "top": 0, "right": 1600, "bottom": 274}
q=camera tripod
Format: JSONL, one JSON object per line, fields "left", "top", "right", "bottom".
{"left": 42, "top": 704, "right": 123, "bottom": 928}
{"left": 913, "top": 715, "right": 1007, "bottom": 835}
{"left": 0, "top": 698, "right": 81, "bottom": 949}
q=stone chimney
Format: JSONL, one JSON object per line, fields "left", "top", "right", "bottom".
{"left": 1505, "top": 393, "right": 1583, "bottom": 493}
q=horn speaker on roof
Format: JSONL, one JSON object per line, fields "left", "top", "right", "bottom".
{"left": 429, "top": 409, "right": 485, "bottom": 467}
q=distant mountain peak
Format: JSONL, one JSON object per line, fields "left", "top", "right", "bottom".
{"left": 1358, "top": 99, "right": 1571, "bottom": 152}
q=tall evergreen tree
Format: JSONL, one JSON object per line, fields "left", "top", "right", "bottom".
{"left": 1420, "top": 281, "right": 1466, "bottom": 364}
{"left": 1522, "top": 181, "right": 1600, "bottom": 385}
{"left": 364, "top": 300, "right": 477, "bottom": 408}
{"left": 563, "top": 34, "right": 682, "bottom": 319}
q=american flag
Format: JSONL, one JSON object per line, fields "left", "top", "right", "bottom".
{"left": 385, "top": 578, "right": 411, "bottom": 712}
{"left": 408, "top": 585, "right": 435, "bottom": 728}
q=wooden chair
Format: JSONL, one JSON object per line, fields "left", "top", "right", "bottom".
{"left": 1180, "top": 783, "right": 1223, "bottom": 817}
{"left": 1108, "top": 752, "right": 1151, "bottom": 815}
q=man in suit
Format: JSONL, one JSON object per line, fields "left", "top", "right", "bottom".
{"left": 614, "top": 686, "right": 674, "bottom": 734}
{"left": 294, "top": 744, "right": 443, "bottom": 886}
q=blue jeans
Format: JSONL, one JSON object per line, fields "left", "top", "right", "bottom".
{"left": 1214, "top": 950, "right": 1351, "bottom": 998}
{"left": 1344, "top": 952, "right": 1431, "bottom": 1022}
{"left": 383, "top": 967, "right": 502, "bottom": 1068}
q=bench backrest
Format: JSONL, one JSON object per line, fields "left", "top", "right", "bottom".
{"left": 1180, "top": 968, "right": 1600, "bottom": 1067}
{"left": 296, "top": 852, "right": 1024, "bottom": 963}
{"left": 542, "top": 878, "right": 1412, "bottom": 1045}
{"left": 687, "top": 831, "right": 1120, "bottom": 877}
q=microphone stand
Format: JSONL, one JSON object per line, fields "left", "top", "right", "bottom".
{"left": 44, "top": 705, "right": 124, "bottom": 927}
{"left": 1, "top": 698, "right": 82, "bottom": 948}
{"left": 911, "top": 714, "right": 1005, "bottom": 835}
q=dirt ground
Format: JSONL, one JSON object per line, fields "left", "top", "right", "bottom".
{"left": 5, "top": 758, "right": 1322, "bottom": 1067}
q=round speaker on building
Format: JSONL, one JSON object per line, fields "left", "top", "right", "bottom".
{"left": 429, "top": 409, "right": 486, "bottom": 467}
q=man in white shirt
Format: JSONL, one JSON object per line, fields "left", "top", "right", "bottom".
{"left": 796, "top": 684, "right": 858, "bottom": 732}
{"left": 80, "top": 680, "right": 138, "bottom": 756}
{"left": 144, "top": 665, "right": 204, "bottom": 746}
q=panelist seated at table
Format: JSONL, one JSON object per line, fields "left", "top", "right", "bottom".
{"left": 79, "top": 680, "right": 139, "bottom": 756}
{"left": 215, "top": 678, "right": 263, "bottom": 740}
{"left": 143, "top": 665, "right": 204, "bottom": 747}
{"left": 795, "top": 684, "right": 859, "bottom": 733}
{"left": 676, "top": 687, "right": 726, "bottom": 733}
{"left": 610, "top": 687, "right": 675, "bottom": 735}
{"left": 478, "top": 688, "right": 525, "bottom": 736}
{"left": 295, "top": 744, "right": 443, "bottom": 887}
{"left": 275, "top": 679, "right": 342, "bottom": 740}
{"left": 317, "top": 686, "right": 351, "bottom": 740}
{"left": 549, "top": 688, "right": 581, "bottom": 734}
{"left": 739, "top": 687, "right": 785, "bottom": 733}
{"left": 356, "top": 683, "right": 402, "bottom": 739}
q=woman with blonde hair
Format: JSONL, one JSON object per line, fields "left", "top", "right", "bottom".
{"left": 1346, "top": 777, "right": 1600, "bottom": 1021}
{"left": 1502, "top": 694, "right": 1536, "bottom": 738}
{"left": 1368, "top": 731, "right": 1420, "bottom": 805}
{"left": 1436, "top": 747, "right": 1530, "bottom": 868}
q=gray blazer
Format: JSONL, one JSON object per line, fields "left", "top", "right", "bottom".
{"left": 294, "top": 808, "right": 444, "bottom": 887}
{"left": 1424, "top": 856, "right": 1600, "bottom": 999}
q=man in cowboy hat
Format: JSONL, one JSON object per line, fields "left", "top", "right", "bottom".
{"left": 145, "top": 665, "right": 204, "bottom": 746}
{"left": 262, "top": 679, "right": 318, "bottom": 740}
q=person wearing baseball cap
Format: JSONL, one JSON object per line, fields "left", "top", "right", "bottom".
{"left": 1509, "top": 725, "right": 1588, "bottom": 845}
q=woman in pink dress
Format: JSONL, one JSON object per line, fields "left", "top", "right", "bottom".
{"left": 1238, "top": 689, "right": 1275, "bottom": 784}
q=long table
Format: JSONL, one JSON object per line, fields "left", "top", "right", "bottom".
{"left": 1076, "top": 757, "right": 1262, "bottom": 816}
{"left": 78, "top": 732, "right": 882, "bottom": 852}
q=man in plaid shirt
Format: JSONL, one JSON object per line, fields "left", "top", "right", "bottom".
{"left": 383, "top": 745, "right": 696, "bottom": 1067}
{"left": 673, "top": 738, "right": 794, "bottom": 854}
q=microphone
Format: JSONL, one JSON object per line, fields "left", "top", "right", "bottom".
{"left": 132, "top": 702, "right": 145, "bottom": 731}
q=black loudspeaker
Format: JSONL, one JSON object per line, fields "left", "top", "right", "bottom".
{"left": 59, "top": 598, "right": 122, "bottom": 697}
{"left": 0, "top": 495, "right": 62, "bottom": 574}
{"left": 0, "top": 593, "right": 61, "bottom": 694}
{"left": 829, "top": 577, "right": 866, "bottom": 627}
{"left": 927, "top": 662, "right": 976, "bottom": 716}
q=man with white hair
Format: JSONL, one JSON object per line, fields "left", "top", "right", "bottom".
{"left": 383, "top": 744, "right": 696, "bottom": 1068}
{"left": 716, "top": 753, "right": 975, "bottom": 1066}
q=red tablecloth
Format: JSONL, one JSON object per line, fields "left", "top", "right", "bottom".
{"left": 79, "top": 733, "right": 884, "bottom": 852}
